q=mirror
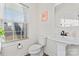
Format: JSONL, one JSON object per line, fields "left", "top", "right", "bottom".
{"left": 55, "top": 3, "right": 79, "bottom": 27}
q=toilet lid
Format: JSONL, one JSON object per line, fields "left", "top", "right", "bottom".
{"left": 29, "top": 44, "right": 42, "bottom": 51}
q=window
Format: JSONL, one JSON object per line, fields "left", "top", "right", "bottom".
{"left": 3, "top": 4, "right": 27, "bottom": 42}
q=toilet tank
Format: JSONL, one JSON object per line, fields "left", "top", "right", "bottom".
{"left": 38, "top": 35, "right": 47, "bottom": 46}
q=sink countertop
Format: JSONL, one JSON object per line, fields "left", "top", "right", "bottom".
{"left": 50, "top": 36, "right": 79, "bottom": 45}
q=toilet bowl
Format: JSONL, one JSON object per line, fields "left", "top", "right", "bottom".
{"left": 28, "top": 35, "right": 47, "bottom": 56}
{"left": 29, "top": 44, "right": 43, "bottom": 56}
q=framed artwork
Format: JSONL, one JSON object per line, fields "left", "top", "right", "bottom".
{"left": 41, "top": 10, "right": 48, "bottom": 22}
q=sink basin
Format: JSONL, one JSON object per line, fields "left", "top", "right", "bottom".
{"left": 53, "top": 36, "right": 79, "bottom": 45}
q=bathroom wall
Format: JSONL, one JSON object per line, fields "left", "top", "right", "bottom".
{"left": 0, "top": 3, "right": 5, "bottom": 56}
{"left": 37, "top": 3, "right": 57, "bottom": 56}
{"left": 0, "top": 4, "right": 4, "bottom": 20}
{"left": 1, "top": 3, "right": 38, "bottom": 56}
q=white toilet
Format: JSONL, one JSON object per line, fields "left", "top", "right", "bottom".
{"left": 28, "top": 36, "right": 47, "bottom": 56}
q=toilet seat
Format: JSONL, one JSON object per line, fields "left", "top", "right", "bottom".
{"left": 29, "top": 44, "right": 42, "bottom": 54}
{"left": 29, "top": 48, "right": 41, "bottom": 54}
{"left": 29, "top": 44, "right": 42, "bottom": 51}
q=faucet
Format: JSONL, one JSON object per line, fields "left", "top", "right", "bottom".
{"left": 61, "top": 30, "right": 67, "bottom": 36}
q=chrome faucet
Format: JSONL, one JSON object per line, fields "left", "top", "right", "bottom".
{"left": 61, "top": 30, "right": 67, "bottom": 36}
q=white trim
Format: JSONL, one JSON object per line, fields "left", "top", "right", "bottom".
{"left": 54, "top": 3, "right": 62, "bottom": 8}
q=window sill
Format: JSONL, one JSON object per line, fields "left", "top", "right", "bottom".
{"left": 2, "top": 38, "right": 29, "bottom": 48}
{"left": 2, "top": 37, "right": 29, "bottom": 44}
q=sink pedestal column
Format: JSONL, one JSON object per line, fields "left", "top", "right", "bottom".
{"left": 57, "top": 42, "right": 67, "bottom": 56}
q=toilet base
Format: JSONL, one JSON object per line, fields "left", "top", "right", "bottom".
{"left": 30, "top": 50, "right": 43, "bottom": 56}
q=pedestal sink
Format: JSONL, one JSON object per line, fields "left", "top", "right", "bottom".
{"left": 52, "top": 36, "right": 79, "bottom": 56}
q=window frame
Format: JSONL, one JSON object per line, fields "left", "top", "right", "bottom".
{"left": 2, "top": 3, "right": 28, "bottom": 43}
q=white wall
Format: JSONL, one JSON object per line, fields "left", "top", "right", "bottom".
{"left": 0, "top": 3, "right": 5, "bottom": 56}
{"left": 0, "top": 4, "right": 4, "bottom": 20}
{"left": 37, "top": 3, "right": 57, "bottom": 56}
{"left": 1, "top": 3, "right": 38, "bottom": 56}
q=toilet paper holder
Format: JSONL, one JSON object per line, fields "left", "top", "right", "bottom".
{"left": 17, "top": 43, "right": 23, "bottom": 49}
